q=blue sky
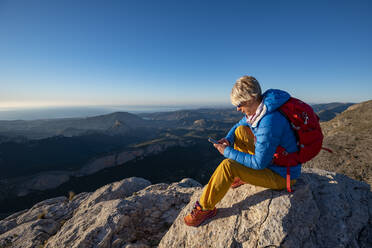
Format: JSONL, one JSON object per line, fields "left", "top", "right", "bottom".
{"left": 0, "top": 0, "right": 371, "bottom": 109}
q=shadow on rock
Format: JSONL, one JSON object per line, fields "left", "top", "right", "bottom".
{"left": 281, "top": 169, "right": 372, "bottom": 248}
{"left": 200, "top": 189, "right": 275, "bottom": 227}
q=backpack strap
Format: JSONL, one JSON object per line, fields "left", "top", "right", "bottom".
{"left": 286, "top": 165, "right": 292, "bottom": 193}
{"left": 321, "top": 147, "right": 333, "bottom": 153}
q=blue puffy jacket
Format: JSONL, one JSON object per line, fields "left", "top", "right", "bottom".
{"left": 223, "top": 89, "right": 301, "bottom": 179}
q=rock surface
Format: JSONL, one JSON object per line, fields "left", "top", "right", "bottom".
{"left": 0, "top": 194, "right": 90, "bottom": 248}
{"left": 159, "top": 168, "right": 372, "bottom": 248}
{"left": 45, "top": 178, "right": 200, "bottom": 248}
{"left": 2, "top": 169, "right": 371, "bottom": 248}
{"left": 0, "top": 177, "right": 152, "bottom": 248}
{"left": 0, "top": 177, "right": 201, "bottom": 248}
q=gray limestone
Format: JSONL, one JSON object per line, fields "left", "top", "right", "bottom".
{"left": 159, "top": 168, "right": 372, "bottom": 248}
{"left": 1, "top": 170, "right": 371, "bottom": 248}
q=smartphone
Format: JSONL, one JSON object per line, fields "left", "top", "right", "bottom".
{"left": 208, "top": 137, "right": 219, "bottom": 144}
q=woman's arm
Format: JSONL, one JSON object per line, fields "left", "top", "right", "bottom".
{"left": 223, "top": 113, "right": 285, "bottom": 170}
{"left": 225, "top": 116, "right": 248, "bottom": 145}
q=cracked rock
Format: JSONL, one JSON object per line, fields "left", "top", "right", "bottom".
{"left": 44, "top": 178, "right": 200, "bottom": 248}
{"left": 159, "top": 168, "right": 372, "bottom": 248}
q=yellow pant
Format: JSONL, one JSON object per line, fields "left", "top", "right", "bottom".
{"left": 200, "top": 126, "right": 296, "bottom": 210}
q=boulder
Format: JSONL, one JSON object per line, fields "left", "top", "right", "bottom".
{"left": 45, "top": 178, "right": 201, "bottom": 248}
{"left": 0, "top": 194, "right": 88, "bottom": 236}
{"left": 0, "top": 177, "right": 151, "bottom": 248}
{"left": 159, "top": 168, "right": 372, "bottom": 248}
{"left": 0, "top": 194, "right": 89, "bottom": 248}
{"left": 76, "top": 177, "right": 152, "bottom": 209}
{"left": 0, "top": 219, "right": 60, "bottom": 248}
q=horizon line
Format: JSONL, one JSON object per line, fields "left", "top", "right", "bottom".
{"left": 0, "top": 99, "right": 363, "bottom": 111}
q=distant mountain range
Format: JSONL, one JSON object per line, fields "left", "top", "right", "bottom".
{"left": 311, "top": 102, "right": 354, "bottom": 121}
{"left": 0, "top": 112, "right": 153, "bottom": 139}
{"left": 0, "top": 101, "right": 361, "bottom": 219}
{"left": 0, "top": 102, "right": 353, "bottom": 141}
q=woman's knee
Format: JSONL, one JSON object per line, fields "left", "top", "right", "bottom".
{"left": 234, "top": 126, "right": 255, "bottom": 154}
{"left": 217, "top": 159, "right": 233, "bottom": 173}
{"left": 218, "top": 159, "right": 241, "bottom": 177}
{"left": 235, "top": 125, "right": 254, "bottom": 138}
{"left": 220, "top": 158, "right": 234, "bottom": 167}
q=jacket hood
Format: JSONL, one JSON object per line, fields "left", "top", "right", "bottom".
{"left": 262, "top": 89, "right": 291, "bottom": 113}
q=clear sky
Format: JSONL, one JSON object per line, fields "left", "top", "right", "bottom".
{"left": 0, "top": 0, "right": 371, "bottom": 109}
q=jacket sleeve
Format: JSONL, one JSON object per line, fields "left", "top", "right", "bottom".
{"left": 223, "top": 113, "right": 285, "bottom": 170}
{"left": 225, "top": 117, "right": 247, "bottom": 145}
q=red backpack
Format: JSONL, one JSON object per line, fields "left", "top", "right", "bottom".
{"left": 273, "top": 97, "right": 327, "bottom": 192}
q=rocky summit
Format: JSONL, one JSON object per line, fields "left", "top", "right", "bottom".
{"left": 0, "top": 177, "right": 201, "bottom": 248}
{"left": 160, "top": 168, "right": 372, "bottom": 248}
{"left": 1, "top": 168, "right": 371, "bottom": 248}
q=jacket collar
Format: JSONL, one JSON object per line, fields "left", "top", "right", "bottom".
{"left": 246, "top": 101, "right": 267, "bottom": 128}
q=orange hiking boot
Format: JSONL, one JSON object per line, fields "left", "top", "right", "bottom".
{"left": 231, "top": 177, "right": 246, "bottom": 189}
{"left": 184, "top": 201, "right": 217, "bottom": 227}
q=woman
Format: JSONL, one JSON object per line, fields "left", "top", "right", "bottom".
{"left": 184, "top": 75, "right": 300, "bottom": 227}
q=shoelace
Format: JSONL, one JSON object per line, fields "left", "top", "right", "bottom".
{"left": 190, "top": 206, "right": 202, "bottom": 218}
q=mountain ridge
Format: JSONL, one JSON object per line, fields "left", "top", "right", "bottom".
{"left": 304, "top": 99, "right": 372, "bottom": 185}
{"left": 0, "top": 102, "right": 353, "bottom": 141}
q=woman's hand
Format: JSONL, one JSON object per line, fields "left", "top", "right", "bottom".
{"left": 214, "top": 143, "right": 227, "bottom": 155}
{"left": 218, "top": 138, "right": 230, "bottom": 146}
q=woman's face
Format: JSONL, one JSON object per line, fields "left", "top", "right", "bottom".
{"left": 236, "top": 98, "right": 261, "bottom": 116}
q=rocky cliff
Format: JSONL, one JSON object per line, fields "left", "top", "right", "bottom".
{"left": 1, "top": 168, "right": 371, "bottom": 248}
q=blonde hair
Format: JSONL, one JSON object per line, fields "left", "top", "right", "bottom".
{"left": 230, "top": 76, "right": 262, "bottom": 106}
